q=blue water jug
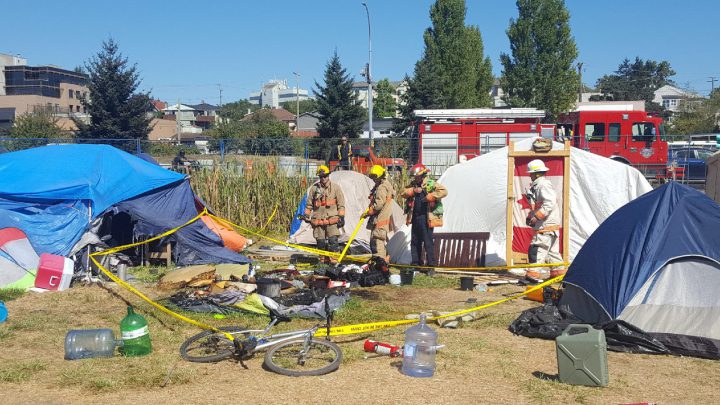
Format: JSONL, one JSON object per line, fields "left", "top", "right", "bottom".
{"left": 402, "top": 314, "right": 438, "bottom": 377}
{"left": 0, "top": 301, "right": 7, "bottom": 323}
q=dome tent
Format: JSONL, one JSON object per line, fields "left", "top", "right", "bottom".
{"left": 558, "top": 182, "right": 720, "bottom": 358}
{"left": 0, "top": 144, "right": 249, "bottom": 267}
{"left": 435, "top": 138, "right": 652, "bottom": 265}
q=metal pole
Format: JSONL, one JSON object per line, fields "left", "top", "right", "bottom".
{"left": 362, "top": 2, "right": 373, "bottom": 148}
{"left": 176, "top": 98, "right": 181, "bottom": 146}
{"left": 577, "top": 62, "right": 584, "bottom": 103}
{"left": 293, "top": 72, "right": 301, "bottom": 133}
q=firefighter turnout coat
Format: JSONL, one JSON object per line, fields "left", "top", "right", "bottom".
{"left": 304, "top": 181, "right": 346, "bottom": 236}
{"left": 528, "top": 176, "right": 560, "bottom": 233}
{"left": 401, "top": 177, "right": 448, "bottom": 228}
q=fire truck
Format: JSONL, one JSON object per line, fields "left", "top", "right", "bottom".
{"left": 556, "top": 103, "right": 669, "bottom": 179}
{"left": 414, "top": 105, "right": 674, "bottom": 180}
{"left": 414, "top": 108, "right": 555, "bottom": 174}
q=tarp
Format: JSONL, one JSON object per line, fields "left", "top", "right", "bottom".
{"left": 289, "top": 170, "right": 411, "bottom": 263}
{"left": 436, "top": 138, "right": 652, "bottom": 265}
{"left": 0, "top": 145, "right": 248, "bottom": 265}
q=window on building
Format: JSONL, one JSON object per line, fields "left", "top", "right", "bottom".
{"left": 632, "top": 122, "right": 656, "bottom": 142}
{"left": 69, "top": 90, "right": 73, "bottom": 99}
{"left": 584, "top": 123, "right": 605, "bottom": 142}
{"left": 76, "top": 105, "right": 81, "bottom": 112}
{"left": 68, "top": 105, "right": 73, "bottom": 112}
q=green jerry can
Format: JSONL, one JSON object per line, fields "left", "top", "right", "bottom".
{"left": 555, "top": 324, "right": 608, "bottom": 387}
{"left": 120, "top": 306, "right": 152, "bottom": 356}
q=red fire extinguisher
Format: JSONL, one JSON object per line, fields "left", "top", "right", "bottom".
{"left": 364, "top": 339, "right": 402, "bottom": 357}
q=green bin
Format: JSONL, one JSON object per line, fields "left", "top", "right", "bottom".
{"left": 555, "top": 324, "right": 608, "bottom": 387}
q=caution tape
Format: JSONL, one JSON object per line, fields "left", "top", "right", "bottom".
{"left": 315, "top": 274, "right": 564, "bottom": 337}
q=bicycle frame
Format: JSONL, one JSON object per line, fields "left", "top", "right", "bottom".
{"left": 224, "top": 317, "right": 321, "bottom": 354}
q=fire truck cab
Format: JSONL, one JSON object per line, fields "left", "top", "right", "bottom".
{"left": 414, "top": 109, "right": 555, "bottom": 174}
{"left": 556, "top": 103, "right": 668, "bottom": 178}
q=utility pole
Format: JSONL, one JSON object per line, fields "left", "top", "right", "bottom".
{"left": 709, "top": 77, "right": 717, "bottom": 95}
{"left": 217, "top": 83, "right": 223, "bottom": 107}
{"left": 176, "top": 98, "right": 181, "bottom": 146}
{"left": 293, "top": 72, "right": 301, "bottom": 133}
{"left": 362, "top": 1, "right": 373, "bottom": 147}
{"left": 577, "top": 62, "right": 584, "bottom": 103}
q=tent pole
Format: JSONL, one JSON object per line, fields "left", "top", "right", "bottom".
{"left": 506, "top": 142, "right": 515, "bottom": 267}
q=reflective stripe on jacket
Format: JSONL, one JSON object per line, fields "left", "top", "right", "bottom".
{"left": 304, "top": 181, "right": 346, "bottom": 226}
{"left": 402, "top": 177, "right": 448, "bottom": 228}
{"left": 367, "top": 179, "right": 395, "bottom": 231}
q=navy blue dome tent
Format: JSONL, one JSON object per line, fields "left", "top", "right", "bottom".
{"left": 511, "top": 182, "right": 720, "bottom": 359}
{"left": 0, "top": 144, "right": 249, "bottom": 267}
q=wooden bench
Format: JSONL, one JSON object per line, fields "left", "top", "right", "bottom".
{"left": 431, "top": 232, "right": 490, "bottom": 268}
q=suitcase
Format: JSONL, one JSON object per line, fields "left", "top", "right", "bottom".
{"left": 556, "top": 324, "right": 609, "bottom": 387}
{"left": 35, "top": 253, "right": 74, "bottom": 291}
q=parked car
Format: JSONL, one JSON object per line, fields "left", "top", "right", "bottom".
{"left": 668, "top": 146, "right": 716, "bottom": 181}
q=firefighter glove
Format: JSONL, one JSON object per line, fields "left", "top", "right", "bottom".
{"left": 337, "top": 216, "right": 345, "bottom": 228}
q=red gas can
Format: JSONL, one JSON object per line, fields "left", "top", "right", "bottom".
{"left": 35, "top": 253, "right": 74, "bottom": 291}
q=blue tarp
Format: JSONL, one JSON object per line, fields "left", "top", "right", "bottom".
{"left": 289, "top": 194, "right": 307, "bottom": 236}
{"left": 0, "top": 144, "right": 248, "bottom": 264}
{"left": 564, "top": 182, "right": 720, "bottom": 318}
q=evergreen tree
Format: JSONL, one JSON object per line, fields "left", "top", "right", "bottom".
{"left": 75, "top": 39, "right": 152, "bottom": 139}
{"left": 313, "top": 51, "right": 365, "bottom": 138}
{"left": 500, "top": 0, "right": 580, "bottom": 119}
{"left": 373, "top": 79, "right": 397, "bottom": 118}
{"left": 596, "top": 57, "right": 675, "bottom": 106}
{"left": 397, "top": 0, "right": 493, "bottom": 131}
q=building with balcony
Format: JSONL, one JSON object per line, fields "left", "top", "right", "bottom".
{"left": 249, "top": 80, "right": 309, "bottom": 108}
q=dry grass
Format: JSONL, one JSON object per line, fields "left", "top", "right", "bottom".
{"left": 1, "top": 277, "right": 719, "bottom": 404}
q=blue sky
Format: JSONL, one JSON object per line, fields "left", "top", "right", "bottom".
{"left": 2, "top": 0, "right": 716, "bottom": 105}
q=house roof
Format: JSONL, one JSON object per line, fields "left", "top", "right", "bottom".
{"left": 150, "top": 99, "right": 167, "bottom": 111}
{"left": 163, "top": 103, "right": 196, "bottom": 112}
{"left": 242, "top": 108, "right": 296, "bottom": 122}
{"left": 190, "top": 102, "right": 219, "bottom": 112}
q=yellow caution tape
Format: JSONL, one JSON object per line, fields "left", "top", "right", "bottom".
{"left": 315, "top": 274, "right": 564, "bottom": 337}
{"left": 337, "top": 214, "right": 367, "bottom": 263}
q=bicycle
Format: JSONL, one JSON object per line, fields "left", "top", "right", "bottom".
{"left": 179, "top": 302, "right": 342, "bottom": 377}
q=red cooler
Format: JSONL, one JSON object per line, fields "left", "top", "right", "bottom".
{"left": 35, "top": 253, "right": 74, "bottom": 291}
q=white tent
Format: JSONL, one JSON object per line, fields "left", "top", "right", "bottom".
{"left": 290, "top": 171, "right": 412, "bottom": 263}
{"left": 432, "top": 138, "right": 652, "bottom": 265}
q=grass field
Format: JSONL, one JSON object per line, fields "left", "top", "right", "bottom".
{"left": 1, "top": 269, "right": 719, "bottom": 404}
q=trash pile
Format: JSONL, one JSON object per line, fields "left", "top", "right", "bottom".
{"left": 158, "top": 259, "right": 393, "bottom": 319}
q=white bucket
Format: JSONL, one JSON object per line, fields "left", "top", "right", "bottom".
{"left": 389, "top": 274, "right": 401, "bottom": 286}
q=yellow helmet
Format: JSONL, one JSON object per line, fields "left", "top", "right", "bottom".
{"left": 368, "top": 165, "right": 386, "bottom": 179}
{"left": 317, "top": 165, "right": 330, "bottom": 177}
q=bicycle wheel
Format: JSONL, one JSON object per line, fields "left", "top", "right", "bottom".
{"left": 179, "top": 326, "right": 248, "bottom": 363}
{"left": 263, "top": 338, "right": 342, "bottom": 377}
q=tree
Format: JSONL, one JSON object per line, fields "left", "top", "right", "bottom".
{"left": 313, "top": 51, "right": 365, "bottom": 138}
{"left": 74, "top": 39, "right": 152, "bottom": 139}
{"left": 596, "top": 57, "right": 675, "bottom": 111}
{"left": 671, "top": 90, "right": 720, "bottom": 135}
{"left": 500, "top": 0, "right": 580, "bottom": 119}
{"left": 279, "top": 99, "right": 317, "bottom": 116}
{"left": 10, "top": 107, "right": 65, "bottom": 139}
{"left": 218, "top": 99, "right": 260, "bottom": 121}
{"left": 406, "top": 0, "right": 493, "bottom": 110}
{"left": 373, "top": 79, "right": 397, "bottom": 118}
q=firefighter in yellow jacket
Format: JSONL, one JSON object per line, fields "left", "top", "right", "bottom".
{"left": 402, "top": 163, "right": 448, "bottom": 267}
{"left": 304, "top": 165, "right": 346, "bottom": 263}
{"left": 364, "top": 165, "right": 395, "bottom": 262}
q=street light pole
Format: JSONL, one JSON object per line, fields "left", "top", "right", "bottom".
{"left": 293, "top": 72, "right": 300, "bottom": 133}
{"left": 362, "top": 1, "right": 373, "bottom": 147}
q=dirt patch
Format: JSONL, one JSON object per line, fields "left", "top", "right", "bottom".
{"left": 1, "top": 279, "right": 719, "bottom": 404}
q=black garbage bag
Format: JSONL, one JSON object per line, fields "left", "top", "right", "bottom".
{"left": 168, "top": 291, "right": 244, "bottom": 315}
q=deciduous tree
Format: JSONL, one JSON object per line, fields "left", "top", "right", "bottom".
{"left": 373, "top": 79, "right": 397, "bottom": 118}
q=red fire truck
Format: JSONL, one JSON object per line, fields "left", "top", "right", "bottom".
{"left": 556, "top": 103, "right": 669, "bottom": 179}
{"left": 414, "top": 105, "right": 674, "bottom": 180}
{"left": 414, "top": 109, "right": 555, "bottom": 174}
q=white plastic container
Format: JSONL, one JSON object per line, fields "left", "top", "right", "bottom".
{"left": 65, "top": 329, "right": 121, "bottom": 360}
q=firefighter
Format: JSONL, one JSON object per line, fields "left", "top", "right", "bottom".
{"left": 513, "top": 159, "right": 562, "bottom": 280}
{"left": 363, "top": 164, "right": 395, "bottom": 262}
{"left": 303, "top": 165, "right": 346, "bottom": 264}
{"left": 402, "top": 163, "right": 447, "bottom": 268}
{"left": 336, "top": 136, "right": 353, "bottom": 170}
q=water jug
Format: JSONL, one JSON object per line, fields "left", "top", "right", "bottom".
{"left": 556, "top": 324, "right": 609, "bottom": 387}
{"left": 0, "top": 301, "right": 7, "bottom": 323}
{"left": 65, "top": 329, "right": 121, "bottom": 360}
{"left": 120, "top": 306, "right": 152, "bottom": 356}
{"left": 402, "top": 314, "right": 438, "bottom": 377}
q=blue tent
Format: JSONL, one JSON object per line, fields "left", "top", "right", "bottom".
{"left": 560, "top": 182, "right": 720, "bottom": 358}
{"left": 0, "top": 144, "right": 249, "bottom": 265}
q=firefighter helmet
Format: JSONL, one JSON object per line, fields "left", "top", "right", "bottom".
{"left": 368, "top": 165, "right": 386, "bottom": 179}
{"left": 317, "top": 165, "right": 330, "bottom": 177}
{"left": 410, "top": 163, "right": 428, "bottom": 177}
{"left": 527, "top": 159, "right": 550, "bottom": 174}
